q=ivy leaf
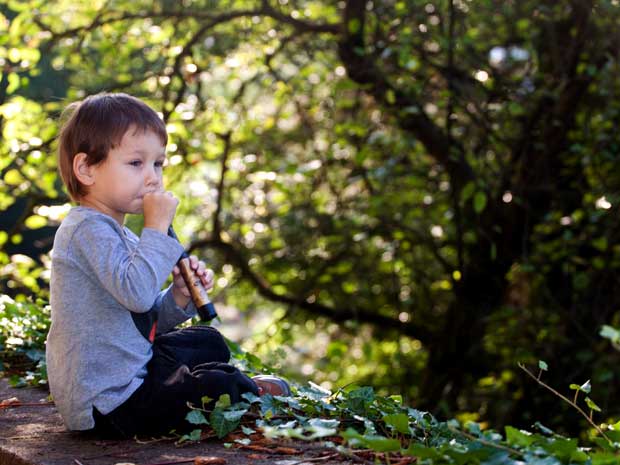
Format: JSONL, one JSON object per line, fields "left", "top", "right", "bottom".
{"left": 241, "top": 391, "right": 261, "bottom": 404}
{"left": 403, "top": 443, "right": 443, "bottom": 459}
{"left": 383, "top": 413, "right": 410, "bottom": 434}
{"left": 541, "top": 438, "right": 584, "bottom": 462}
{"left": 505, "top": 426, "right": 536, "bottom": 447}
{"left": 178, "top": 428, "right": 202, "bottom": 443}
{"left": 538, "top": 360, "right": 548, "bottom": 371}
{"left": 241, "top": 425, "right": 255, "bottom": 435}
{"left": 569, "top": 380, "right": 591, "bottom": 394}
{"left": 345, "top": 387, "right": 375, "bottom": 415}
{"left": 215, "top": 394, "right": 231, "bottom": 409}
{"left": 341, "top": 428, "right": 401, "bottom": 452}
{"left": 306, "top": 418, "right": 339, "bottom": 439}
{"left": 585, "top": 397, "right": 602, "bottom": 412}
{"left": 186, "top": 409, "right": 209, "bottom": 425}
{"left": 581, "top": 380, "right": 592, "bottom": 394}
{"left": 210, "top": 407, "right": 247, "bottom": 438}
{"left": 600, "top": 325, "right": 620, "bottom": 344}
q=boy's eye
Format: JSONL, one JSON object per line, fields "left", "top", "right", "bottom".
{"left": 155, "top": 160, "right": 165, "bottom": 168}
{"left": 129, "top": 160, "right": 142, "bottom": 167}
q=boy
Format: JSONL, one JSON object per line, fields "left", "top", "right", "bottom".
{"left": 46, "top": 92, "right": 289, "bottom": 438}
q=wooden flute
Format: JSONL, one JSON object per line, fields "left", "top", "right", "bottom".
{"left": 167, "top": 225, "right": 218, "bottom": 321}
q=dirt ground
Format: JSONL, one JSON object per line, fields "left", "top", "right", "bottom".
{"left": 0, "top": 377, "right": 352, "bottom": 465}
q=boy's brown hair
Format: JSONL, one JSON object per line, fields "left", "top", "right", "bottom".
{"left": 58, "top": 93, "right": 168, "bottom": 201}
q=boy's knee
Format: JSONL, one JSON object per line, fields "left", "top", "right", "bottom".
{"left": 190, "top": 326, "right": 230, "bottom": 362}
{"left": 211, "top": 329, "right": 230, "bottom": 362}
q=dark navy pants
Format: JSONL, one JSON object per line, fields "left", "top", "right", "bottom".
{"left": 92, "top": 326, "right": 258, "bottom": 438}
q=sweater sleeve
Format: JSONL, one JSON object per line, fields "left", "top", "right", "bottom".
{"left": 68, "top": 217, "right": 185, "bottom": 313}
{"left": 152, "top": 285, "right": 198, "bottom": 333}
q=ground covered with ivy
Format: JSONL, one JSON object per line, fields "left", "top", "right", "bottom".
{"left": 1, "top": 297, "right": 620, "bottom": 464}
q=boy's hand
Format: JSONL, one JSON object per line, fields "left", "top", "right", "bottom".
{"left": 143, "top": 191, "right": 179, "bottom": 233}
{"left": 171, "top": 255, "right": 215, "bottom": 308}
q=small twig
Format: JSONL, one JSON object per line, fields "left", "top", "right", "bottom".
{"left": 447, "top": 425, "right": 522, "bottom": 456}
{"left": 0, "top": 401, "right": 54, "bottom": 409}
{"left": 134, "top": 435, "right": 177, "bottom": 444}
{"left": 335, "top": 448, "right": 376, "bottom": 465}
{"left": 287, "top": 453, "right": 341, "bottom": 465}
{"left": 74, "top": 460, "right": 85, "bottom": 465}
{"left": 518, "top": 363, "right": 612, "bottom": 443}
{"left": 0, "top": 431, "right": 72, "bottom": 440}
{"left": 141, "top": 459, "right": 192, "bottom": 465}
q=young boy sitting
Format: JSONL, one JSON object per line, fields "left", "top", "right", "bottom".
{"left": 46, "top": 92, "right": 289, "bottom": 438}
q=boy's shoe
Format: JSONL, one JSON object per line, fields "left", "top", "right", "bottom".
{"left": 252, "top": 375, "right": 292, "bottom": 396}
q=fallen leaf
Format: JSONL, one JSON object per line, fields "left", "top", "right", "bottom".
{"left": 194, "top": 457, "right": 227, "bottom": 465}
{"left": 0, "top": 397, "right": 20, "bottom": 408}
{"left": 239, "top": 444, "right": 272, "bottom": 453}
{"left": 273, "top": 447, "right": 300, "bottom": 455}
{"left": 247, "top": 454, "right": 268, "bottom": 460}
{"left": 274, "top": 461, "right": 313, "bottom": 465}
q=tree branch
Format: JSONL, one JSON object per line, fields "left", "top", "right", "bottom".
{"left": 337, "top": 0, "right": 475, "bottom": 191}
{"left": 188, "top": 236, "right": 434, "bottom": 344}
{"left": 212, "top": 132, "right": 232, "bottom": 239}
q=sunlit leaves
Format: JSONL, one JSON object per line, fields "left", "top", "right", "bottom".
{"left": 3, "top": 0, "right": 620, "bottom": 436}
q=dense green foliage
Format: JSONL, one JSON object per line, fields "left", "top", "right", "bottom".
{"left": 2, "top": 0, "right": 620, "bottom": 437}
{"left": 177, "top": 376, "right": 620, "bottom": 464}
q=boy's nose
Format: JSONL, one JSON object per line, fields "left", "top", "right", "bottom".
{"left": 144, "top": 168, "right": 161, "bottom": 187}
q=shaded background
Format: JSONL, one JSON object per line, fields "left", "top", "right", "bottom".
{"left": 2, "top": 0, "right": 620, "bottom": 435}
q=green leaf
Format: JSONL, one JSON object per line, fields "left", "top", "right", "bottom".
{"left": 178, "top": 428, "right": 202, "bottom": 443}
{"left": 215, "top": 393, "right": 231, "bottom": 408}
{"left": 569, "top": 380, "right": 590, "bottom": 393}
{"left": 591, "top": 451, "right": 620, "bottom": 465}
{"left": 580, "top": 380, "right": 591, "bottom": 394}
{"left": 403, "top": 443, "right": 443, "bottom": 459}
{"left": 538, "top": 360, "right": 548, "bottom": 371}
{"left": 585, "top": 397, "right": 602, "bottom": 412}
{"left": 305, "top": 418, "right": 339, "bottom": 439}
{"left": 241, "top": 425, "right": 255, "bottom": 435}
{"left": 383, "top": 413, "right": 410, "bottom": 434}
{"left": 210, "top": 407, "right": 246, "bottom": 438}
{"left": 541, "top": 438, "right": 580, "bottom": 461}
{"left": 348, "top": 18, "right": 361, "bottom": 34}
{"left": 460, "top": 181, "right": 476, "bottom": 204}
{"left": 600, "top": 325, "right": 620, "bottom": 343}
{"left": 505, "top": 426, "right": 536, "bottom": 447}
{"left": 186, "top": 409, "right": 209, "bottom": 425}
{"left": 341, "top": 428, "right": 401, "bottom": 452}
{"left": 241, "top": 392, "right": 261, "bottom": 404}
{"left": 473, "top": 191, "right": 487, "bottom": 213}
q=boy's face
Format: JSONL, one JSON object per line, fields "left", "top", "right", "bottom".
{"left": 80, "top": 127, "right": 166, "bottom": 224}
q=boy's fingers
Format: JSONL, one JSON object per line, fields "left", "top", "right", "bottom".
{"left": 196, "top": 261, "right": 206, "bottom": 275}
{"left": 204, "top": 269, "right": 215, "bottom": 288}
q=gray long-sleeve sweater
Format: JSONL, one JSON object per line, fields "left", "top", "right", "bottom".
{"left": 46, "top": 206, "right": 196, "bottom": 430}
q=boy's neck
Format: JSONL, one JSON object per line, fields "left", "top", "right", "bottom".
{"left": 78, "top": 198, "right": 125, "bottom": 226}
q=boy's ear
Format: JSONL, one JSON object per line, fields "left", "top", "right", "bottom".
{"left": 73, "top": 152, "right": 95, "bottom": 186}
